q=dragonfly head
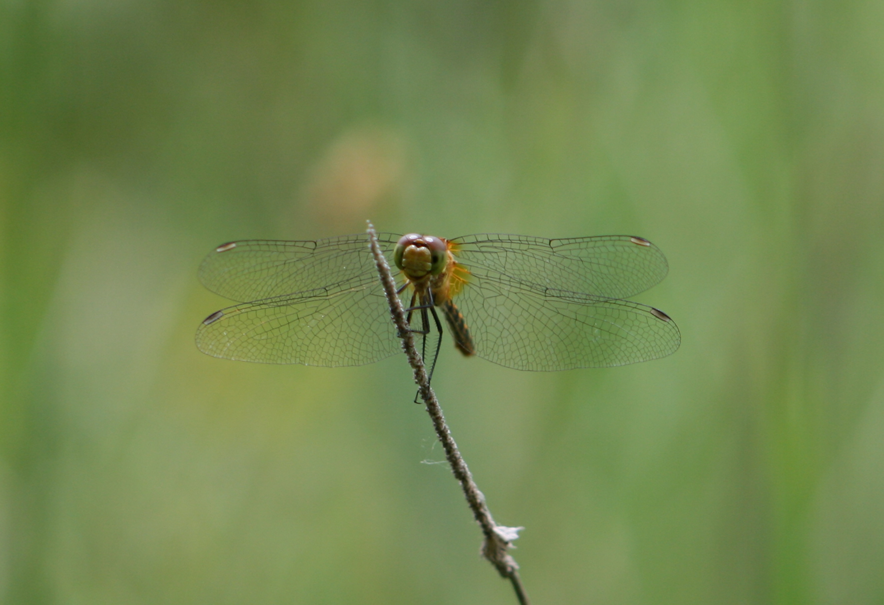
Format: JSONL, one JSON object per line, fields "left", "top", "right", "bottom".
{"left": 394, "top": 233, "right": 448, "bottom": 279}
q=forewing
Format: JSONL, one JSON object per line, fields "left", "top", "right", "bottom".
{"left": 199, "top": 233, "right": 401, "bottom": 302}
{"left": 451, "top": 234, "right": 669, "bottom": 299}
{"left": 452, "top": 271, "right": 680, "bottom": 371}
{"left": 195, "top": 275, "right": 403, "bottom": 366}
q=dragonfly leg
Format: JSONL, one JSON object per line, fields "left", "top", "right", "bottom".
{"left": 405, "top": 291, "right": 416, "bottom": 327}
{"left": 412, "top": 291, "right": 444, "bottom": 403}
{"left": 424, "top": 304, "right": 444, "bottom": 384}
{"left": 404, "top": 291, "right": 430, "bottom": 336}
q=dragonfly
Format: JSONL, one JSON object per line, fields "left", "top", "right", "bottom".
{"left": 195, "top": 232, "right": 680, "bottom": 378}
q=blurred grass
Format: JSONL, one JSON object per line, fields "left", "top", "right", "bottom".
{"left": 3, "top": 1, "right": 884, "bottom": 603}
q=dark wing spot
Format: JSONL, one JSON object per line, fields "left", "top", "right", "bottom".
{"left": 203, "top": 310, "right": 225, "bottom": 325}
{"left": 650, "top": 307, "right": 672, "bottom": 322}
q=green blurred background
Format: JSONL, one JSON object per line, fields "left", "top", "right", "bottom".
{"left": 3, "top": 1, "right": 884, "bottom": 603}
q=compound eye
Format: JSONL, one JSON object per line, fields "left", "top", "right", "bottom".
{"left": 423, "top": 236, "right": 448, "bottom": 275}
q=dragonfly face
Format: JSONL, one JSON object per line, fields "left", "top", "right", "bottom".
{"left": 394, "top": 234, "right": 448, "bottom": 278}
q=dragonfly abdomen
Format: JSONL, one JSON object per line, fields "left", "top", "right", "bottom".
{"left": 441, "top": 299, "right": 475, "bottom": 357}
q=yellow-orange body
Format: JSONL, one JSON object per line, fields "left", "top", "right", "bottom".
{"left": 395, "top": 234, "right": 475, "bottom": 356}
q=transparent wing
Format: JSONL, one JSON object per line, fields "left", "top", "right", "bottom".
{"left": 452, "top": 270, "right": 680, "bottom": 371}
{"left": 199, "top": 233, "right": 401, "bottom": 302}
{"left": 195, "top": 274, "right": 405, "bottom": 366}
{"left": 195, "top": 231, "right": 679, "bottom": 370}
{"left": 451, "top": 234, "right": 669, "bottom": 300}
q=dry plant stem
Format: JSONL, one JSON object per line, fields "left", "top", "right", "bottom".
{"left": 367, "top": 223, "right": 529, "bottom": 605}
